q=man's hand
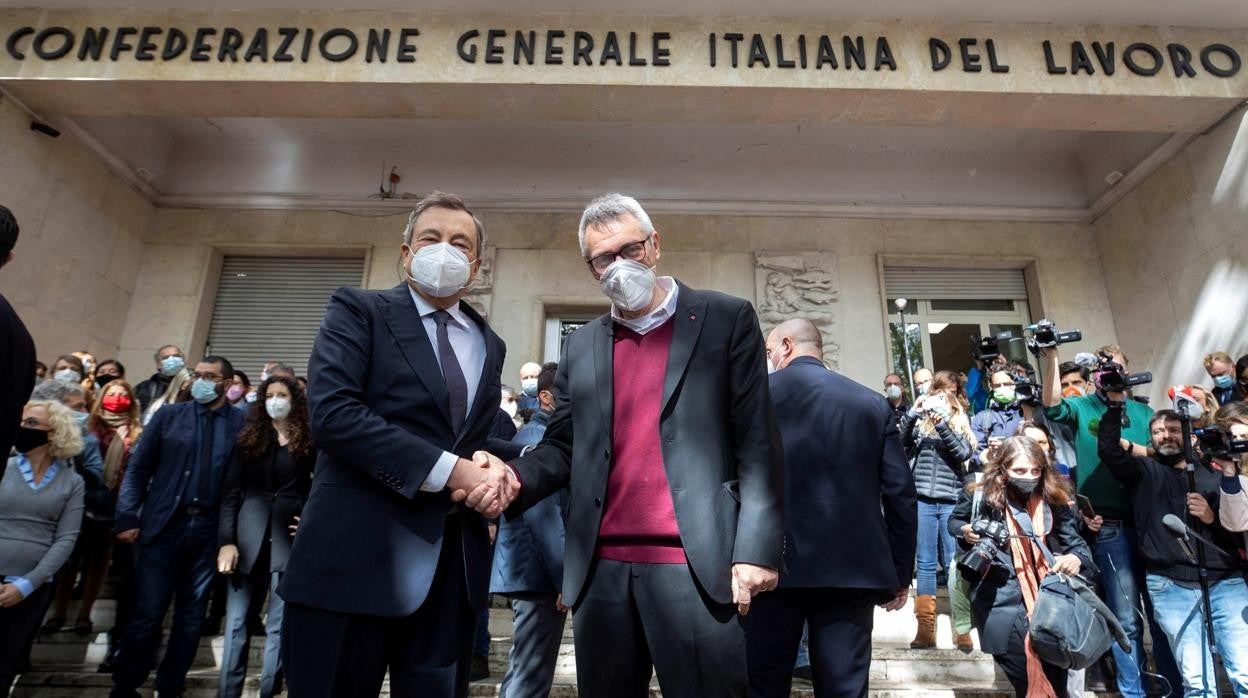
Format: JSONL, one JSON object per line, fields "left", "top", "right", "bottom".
{"left": 449, "top": 452, "right": 520, "bottom": 517}
{"left": 1188, "top": 493, "right": 1214, "bottom": 525}
{"left": 218, "top": 544, "right": 239, "bottom": 574}
{"left": 878, "top": 588, "right": 908, "bottom": 612}
{"left": 555, "top": 593, "right": 569, "bottom": 613}
{"left": 731, "top": 563, "right": 779, "bottom": 616}
{"left": 116, "top": 529, "right": 139, "bottom": 544}
{"left": 289, "top": 515, "right": 300, "bottom": 536}
{"left": 1106, "top": 390, "right": 1126, "bottom": 403}
{"left": 1083, "top": 514, "right": 1104, "bottom": 533}
{"left": 0, "top": 583, "right": 24, "bottom": 608}
{"left": 1051, "top": 554, "right": 1082, "bottom": 575}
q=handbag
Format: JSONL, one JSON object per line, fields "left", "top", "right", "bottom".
{"left": 1007, "top": 506, "right": 1130, "bottom": 669}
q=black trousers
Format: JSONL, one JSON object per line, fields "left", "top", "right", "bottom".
{"left": 571, "top": 558, "right": 745, "bottom": 698}
{"left": 744, "top": 588, "right": 875, "bottom": 698}
{"left": 281, "top": 514, "right": 475, "bottom": 698}
{"left": 0, "top": 582, "right": 54, "bottom": 693}
{"left": 992, "top": 620, "right": 1068, "bottom": 698}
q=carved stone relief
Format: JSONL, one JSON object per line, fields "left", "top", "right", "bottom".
{"left": 754, "top": 252, "right": 842, "bottom": 370}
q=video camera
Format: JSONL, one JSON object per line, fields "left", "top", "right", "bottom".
{"left": 1094, "top": 351, "right": 1152, "bottom": 392}
{"left": 957, "top": 518, "right": 1012, "bottom": 581}
{"left": 1024, "top": 319, "right": 1082, "bottom": 355}
{"left": 970, "top": 335, "right": 1001, "bottom": 364}
{"left": 1194, "top": 426, "right": 1248, "bottom": 459}
{"left": 1014, "top": 374, "right": 1039, "bottom": 406}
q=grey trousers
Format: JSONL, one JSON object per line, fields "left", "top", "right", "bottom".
{"left": 571, "top": 559, "right": 745, "bottom": 698}
{"left": 498, "top": 593, "right": 567, "bottom": 698}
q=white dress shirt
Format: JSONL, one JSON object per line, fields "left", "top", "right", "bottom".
{"left": 611, "top": 276, "right": 680, "bottom": 335}
{"left": 408, "top": 286, "right": 487, "bottom": 492}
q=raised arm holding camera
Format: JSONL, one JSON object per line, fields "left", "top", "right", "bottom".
{"left": 1208, "top": 401, "right": 1248, "bottom": 533}
{"left": 1097, "top": 398, "right": 1248, "bottom": 697}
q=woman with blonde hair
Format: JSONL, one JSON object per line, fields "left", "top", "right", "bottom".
{"left": 899, "top": 369, "right": 978, "bottom": 651}
{"left": 142, "top": 364, "right": 192, "bottom": 425}
{"left": 0, "top": 400, "right": 85, "bottom": 692}
{"left": 47, "top": 379, "right": 143, "bottom": 639}
{"left": 1213, "top": 401, "right": 1248, "bottom": 533}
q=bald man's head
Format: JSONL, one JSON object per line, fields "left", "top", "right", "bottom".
{"left": 765, "top": 318, "right": 824, "bottom": 371}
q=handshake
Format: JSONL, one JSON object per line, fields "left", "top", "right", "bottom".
{"left": 447, "top": 451, "right": 521, "bottom": 518}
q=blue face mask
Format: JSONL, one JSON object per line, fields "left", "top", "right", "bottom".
{"left": 72, "top": 411, "right": 89, "bottom": 427}
{"left": 190, "top": 378, "right": 221, "bottom": 404}
{"left": 159, "top": 355, "right": 185, "bottom": 378}
{"left": 1215, "top": 374, "right": 1234, "bottom": 390}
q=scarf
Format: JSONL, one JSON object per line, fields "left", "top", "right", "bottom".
{"left": 1005, "top": 494, "right": 1057, "bottom": 698}
{"left": 98, "top": 414, "right": 132, "bottom": 490}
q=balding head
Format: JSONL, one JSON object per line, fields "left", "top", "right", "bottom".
{"left": 765, "top": 318, "right": 823, "bottom": 371}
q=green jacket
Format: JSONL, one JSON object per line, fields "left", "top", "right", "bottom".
{"left": 1045, "top": 394, "right": 1153, "bottom": 520}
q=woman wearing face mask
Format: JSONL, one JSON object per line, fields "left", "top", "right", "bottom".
{"left": 898, "top": 370, "right": 978, "bottom": 651}
{"left": 93, "top": 359, "right": 125, "bottom": 390}
{"left": 216, "top": 376, "right": 316, "bottom": 698}
{"left": 0, "top": 401, "right": 85, "bottom": 693}
{"left": 45, "top": 379, "right": 143, "bottom": 638}
{"left": 226, "top": 370, "right": 251, "bottom": 408}
{"left": 949, "top": 436, "right": 1092, "bottom": 698}
{"left": 52, "top": 353, "right": 86, "bottom": 387}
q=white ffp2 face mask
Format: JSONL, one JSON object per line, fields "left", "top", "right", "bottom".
{"left": 599, "top": 259, "right": 656, "bottom": 312}
{"left": 407, "top": 242, "right": 474, "bottom": 298}
{"left": 265, "top": 397, "right": 292, "bottom": 421}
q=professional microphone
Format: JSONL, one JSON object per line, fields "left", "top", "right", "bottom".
{"left": 1167, "top": 386, "right": 1205, "bottom": 422}
{"left": 1162, "top": 514, "right": 1198, "bottom": 564}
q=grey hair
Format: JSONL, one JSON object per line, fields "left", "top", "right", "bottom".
{"left": 577, "top": 193, "right": 655, "bottom": 258}
{"left": 401, "top": 191, "right": 486, "bottom": 254}
{"left": 32, "top": 379, "right": 85, "bottom": 402}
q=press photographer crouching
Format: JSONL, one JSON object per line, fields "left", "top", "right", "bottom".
{"left": 1098, "top": 399, "right": 1248, "bottom": 697}
{"left": 949, "top": 436, "right": 1094, "bottom": 698}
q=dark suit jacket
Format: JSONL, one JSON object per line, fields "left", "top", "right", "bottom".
{"left": 114, "top": 401, "right": 245, "bottom": 543}
{"left": 1, "top": 293, "right": 35, "bottom": 478}
{"left": 218, "top": 433, "right": 315, "bottom": 575}
{"left": 280, "top": 284, "right": 523, "bottom": 618}
{"left": 769, "top": 356, "right": 917, "bottom": 597}
{"left": 509, "top": 283, "right": 784, "bottom": 608}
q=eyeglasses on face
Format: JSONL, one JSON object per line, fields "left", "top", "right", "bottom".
{"left": 586, "top": 237, "right": 650, "bottom": 275}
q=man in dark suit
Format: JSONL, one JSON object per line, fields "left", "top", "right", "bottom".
{"left": 111, "top": 355, "right": 247, "bottom": 698}
{"left": 745, "top": 319, "right": 917, "bottom": 698}
{"left": 469, "top": 193, "right": 784, "bottom": 697}
{"left": 0, "top": 205, "right": 36, "bottom": 482}
{"left": 279, "top": 192, "right": 522, "bottom": 698}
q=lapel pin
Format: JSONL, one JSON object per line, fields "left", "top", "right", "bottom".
{"left": 689, "top": 314, "right": 697, "bottom": 320}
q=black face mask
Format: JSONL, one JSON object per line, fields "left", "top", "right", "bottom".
{"left": 14, "top": 426, "right": 50, "bottom": 454}
{"left": 96, "top": 374, "right": 121, "bottom": 388}
{"left": 1007, "top": 476, "right": 1041, "bottom": 499}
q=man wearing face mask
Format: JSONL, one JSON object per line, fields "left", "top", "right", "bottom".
{"left": 468, "top": 193, "right": 784, "bottom": 697}
{"left": 970, "top": 368, "right": 1025, "bottom": 468}
{"left": 883, "top": 373, "right": 909, "bottom": 428}
{"left": 279, "top": 192, "right": 522, "bottom": 698}
{"left": 1098, "top": 405, "right": 1248, "bottom": 697}
{"left": 134, "top": 345, "right": 187, "bottom": 413}
{"left": 913, "top": 367, "right": 934, "bottom": 399}
{"left": 110, "top": 355, "right": 246, "bottom": 698}
{"left": 1205, "top": 351, "right": 1243, "bottom": 406}
{"left": 517, "top": 362, "right": 543, "bottom": 413}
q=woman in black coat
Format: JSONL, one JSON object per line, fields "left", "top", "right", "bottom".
{"left": 949, "top": 435, "right": 1094, "bottom": 698}
{"left": 216, "top": 376, "right": 315, "bottom": 698}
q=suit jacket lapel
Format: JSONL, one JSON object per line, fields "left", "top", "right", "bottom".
{"left": 661, "top": 283, "right": 707, "bottom": 417}
{"left": 378, "top": 283, "right": 452, "bottom": 430}
{"left": 456, "top": 300, "right": 500, "bottom": 446}
{"left": 593, "top": 315, "right": 614, "bottom": 435}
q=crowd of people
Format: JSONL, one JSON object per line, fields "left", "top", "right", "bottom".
{"left": 885, "top": 343, "right": 1248, "bottom": 698}
{"left": 1, "top": 195, "right": 1247, "bottom": 698}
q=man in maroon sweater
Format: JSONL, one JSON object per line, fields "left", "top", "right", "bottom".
{"left": 467, "top": 193, "right": 784, "bottom": 697}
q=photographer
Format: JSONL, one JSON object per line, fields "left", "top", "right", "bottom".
{"left": 970, "top": 367, "right": 1025, "bottom": 467}
{"left": 949, "top": 436, "right": 1092, "bottom": 698}
{"left": 1213, "top": 402, "right": 1248, "bottom": 533}
{"left": 897, "top": 370, "right": 977, "bottom": 651}
{"left": 1098, "top": 400, "right": 1248, "bottom": 697}
{"left": 1040, "top": 343, "right": 1171, "bottom": 698}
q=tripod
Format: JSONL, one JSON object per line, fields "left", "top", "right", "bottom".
{"left": 1175, "top": 401, "right": 1226, "bottom": 697}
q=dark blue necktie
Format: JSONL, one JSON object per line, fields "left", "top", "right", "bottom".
{"left": 434, "top": 310, "right": 468, "bottom": 434}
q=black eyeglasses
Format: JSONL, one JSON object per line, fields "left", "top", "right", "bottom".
{"left": 586, "top": 237, "right": 650, "bottom": 275}
{"left": 190, "top": 372, "right": 224, "bottom": 382}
